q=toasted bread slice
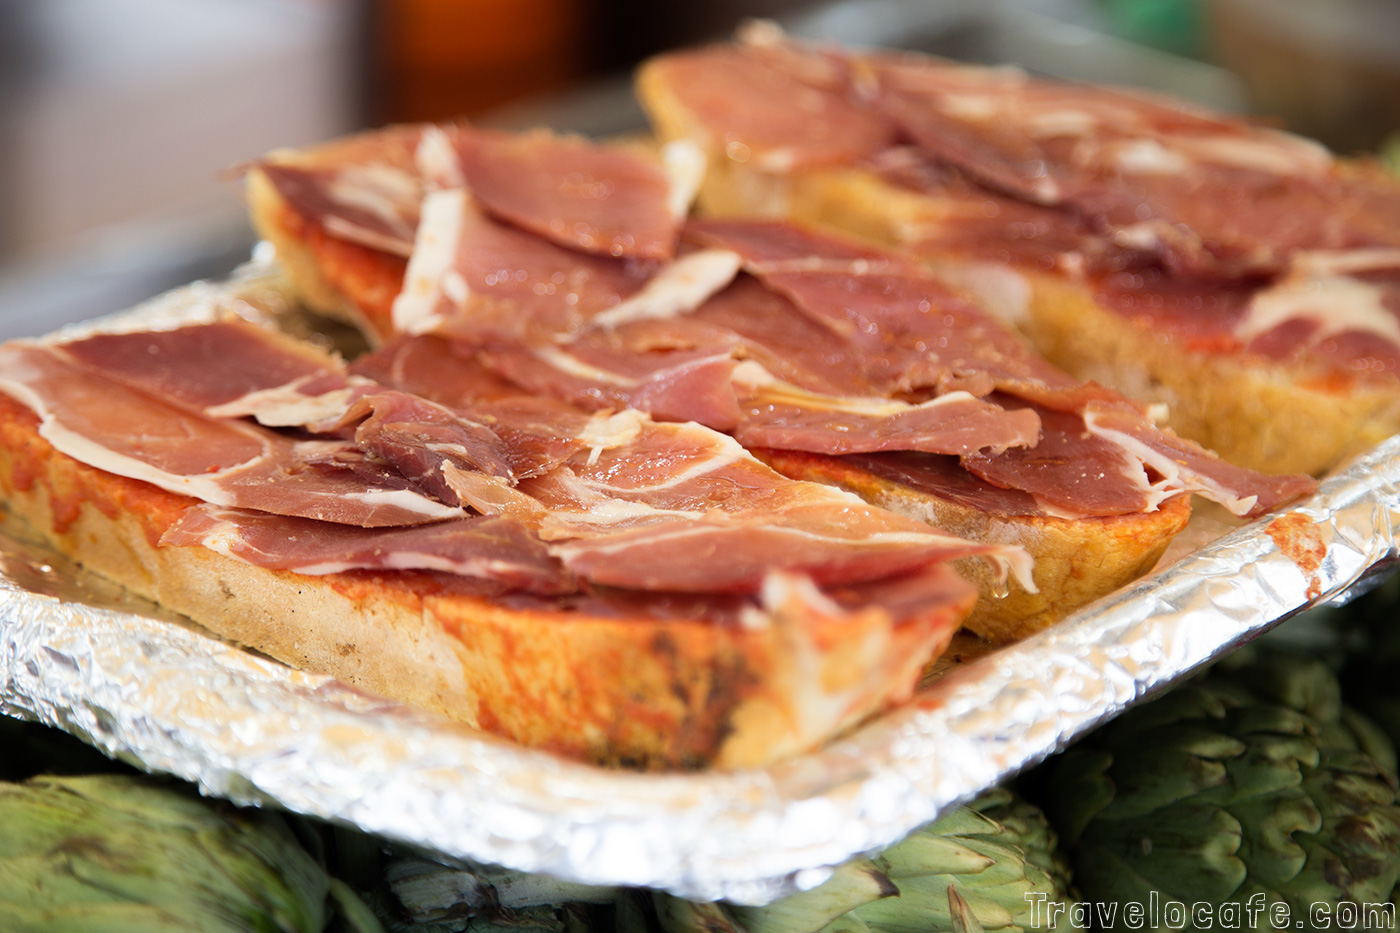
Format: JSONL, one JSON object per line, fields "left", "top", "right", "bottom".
{"left": 245, "top": 142, "right": 408, "bottom": 341}
{"left": 0, "top": 387, "right": 974, "bottom": 770}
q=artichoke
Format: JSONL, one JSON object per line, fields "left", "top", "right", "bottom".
{"left": 1043, "top": 651, "right": 1400, "bottom": 929}
{"left": 654, "top": 787, "right": 1073, "bottom": 933}
{"left": 0, "top": 772, "right": 383, "bottom": 932}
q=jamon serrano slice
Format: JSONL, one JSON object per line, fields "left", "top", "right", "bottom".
{"left": 163, "top": 508, "right": 574, "bottom": 595}
{"left": 0, "top": 341, "right": 458, "bottom": 527}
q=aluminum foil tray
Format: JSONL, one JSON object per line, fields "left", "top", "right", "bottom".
{"left": 2, "top": 275, "right": 1398, "bottom": 905}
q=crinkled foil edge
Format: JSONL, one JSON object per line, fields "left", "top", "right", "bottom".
{"left": 2, "top": 270, "right": 1398, "bottom": 904}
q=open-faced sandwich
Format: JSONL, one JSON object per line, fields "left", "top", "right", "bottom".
{"left": 638, "top": 24, "right": 1400, "bottom": 477}
{"left": 0, "top": 282, "right": 1038, "bottom": 769}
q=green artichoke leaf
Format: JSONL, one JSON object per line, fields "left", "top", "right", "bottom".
{"left": 0, "top": 780, "right": 119, "bottom": 859}
{"left": 1225, "top": 792, "right": 1319, "bottom": 888}
{"left": 1090, "top": 746, "right": 1231, "bottom": 820}
{"left": 1202, "top": 732, "right": 1314, "bottom": 805}
{"left": 0, "top": 852, "right": 143, "bottom": 909}
{"left": 1335, "top": 708, "right": 1400, "bottom": 775}
{"left": 878, "top": 832, "right": 997, "bottom": 878}
{"left": 1081, "top": 801, "right": 1246, "bottom": 903}
{"left": 848, "top": 880, "right": 1015, "bottom": 933}
{"left": 922, "top": 805, "right": 1008, "bottom": 838}
{"left": 0, "top": 773, "right": 375, "bottom": 933}
{"left": 1043, "top": 647, "right": 1400, "bottom": 919}
{"left": 730, "top": 858, "right": 895, "bottom": 933}
{"left": 1225, "top": 653, "right": 1343, "bottom": 724}
{"left": 817, "top": 913, "right": 874, "bottom": 933}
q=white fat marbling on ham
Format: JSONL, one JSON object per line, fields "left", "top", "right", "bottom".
{"left": 58, "top": 319, "right": 519, "bottom": 501}
{"left": 392, "top": 188, "right": 468, "bottom": 335}
{"left": 1023, "top": 107, "right": 1100, "bottom": 139}
{"left": 661, "top": 139, "right": 707, "bottom": 220}
{"left": 505, "top": 337, "right": 1040, "bottom": 457}
{"left": 531, "top": 419, "right": 1036, "bottom": 594}
{"left": 1082, "top": 406, "right": 1258, "bottom": 516}
{"left": 586, "top": 249, "right": 742, "bottom": 331}
{"left": 530, "top": 346, "right": 639, "bottom": 387}
{"left": 1110, "top": 138, "right": 1190, "bottom": 175}
{"left": 206, "top": 378, "right": 365, "bottom": 425}
{"left": 578, "top": 409, "right": 647, "bottom": 466}
{"left": 416, "top": 124, "right": 466, "bottom": 190}
{"left": 1173, "top": 131, "right": 1332, "bottom": 178}
{"left": 320, "top": 163, "right": 422, "bottom": 255}
{"left": 736, "top": 379, "right": 1042, "bottom": 457}
{"left": 1080, "top": 405, "right": 1316, "bottom": 519}
{"left": 1236, "top": 267, "right": 1400, "bottom": 350}
{"left": 1289, "top": 248, "right": 1400, "bottom": 277}
{"left": 577, "top": 424, "right": 749, "bottom": 494}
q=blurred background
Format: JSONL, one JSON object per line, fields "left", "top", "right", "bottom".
{"left": 0, "top": 0, "right": 1397, "bottom": 338}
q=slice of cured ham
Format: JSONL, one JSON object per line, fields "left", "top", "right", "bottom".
{"left": 0, "top": 341, "right": 459, "bottom": 527}
{"left": 391, "top": 189, "right": 660, "bottom": 340}
{"left": 163, "top": 507, "right": 574, "bottom": 595}
{"left": 687, "top": 219, "right": 1079, "bottom": 397}
{"left": 641, "top": 39, "right": 897, "bottom": 171}
{"left": 664, "top": 31, "right": 1399, "bottom": 284}
{"left": 861, "top": 48, "right": 1380, "bottom": 278}
{"left": 50, "top": 320, "right": 521, "bottom": 510}
{"left": 255, "top": 124, "right": 426, "bottom": 257}
{"left": 255, "top": 121, "right": 694, "bottom": 265}
{"left": 389, "top": 195, "right": 741, "bottom": 342}
{"left": 480, "top": 331, "right": 1041, "bottom": 457}
{"left": 443, "top": 126, "right": 684, "bottom": 260}
{"left": 347, "top": 335, "right": 1036, "bottom": 593}
{"left": 503, "top": 418, "right": 1035, "bottom": 594}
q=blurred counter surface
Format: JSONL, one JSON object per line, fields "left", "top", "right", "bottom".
{"left": 0, "top": 0, "right": 1395, "bottom": 341}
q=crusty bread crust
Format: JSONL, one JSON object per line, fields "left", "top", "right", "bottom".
{"left": 754, "top": 450, "right": 1191, "bottom": 642}
{"left": 0, "top": 395, "right": 967, "bottom": 769}
{"left": 640, "top": 56, "right": 1400, "bottom": 478}
{"left": 245, "top": 167, "right": 402, "bottom": 343}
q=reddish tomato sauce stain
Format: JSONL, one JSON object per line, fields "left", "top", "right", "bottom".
{"left": 1264, "top": 512, "right": 1327, "bottom": 600}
